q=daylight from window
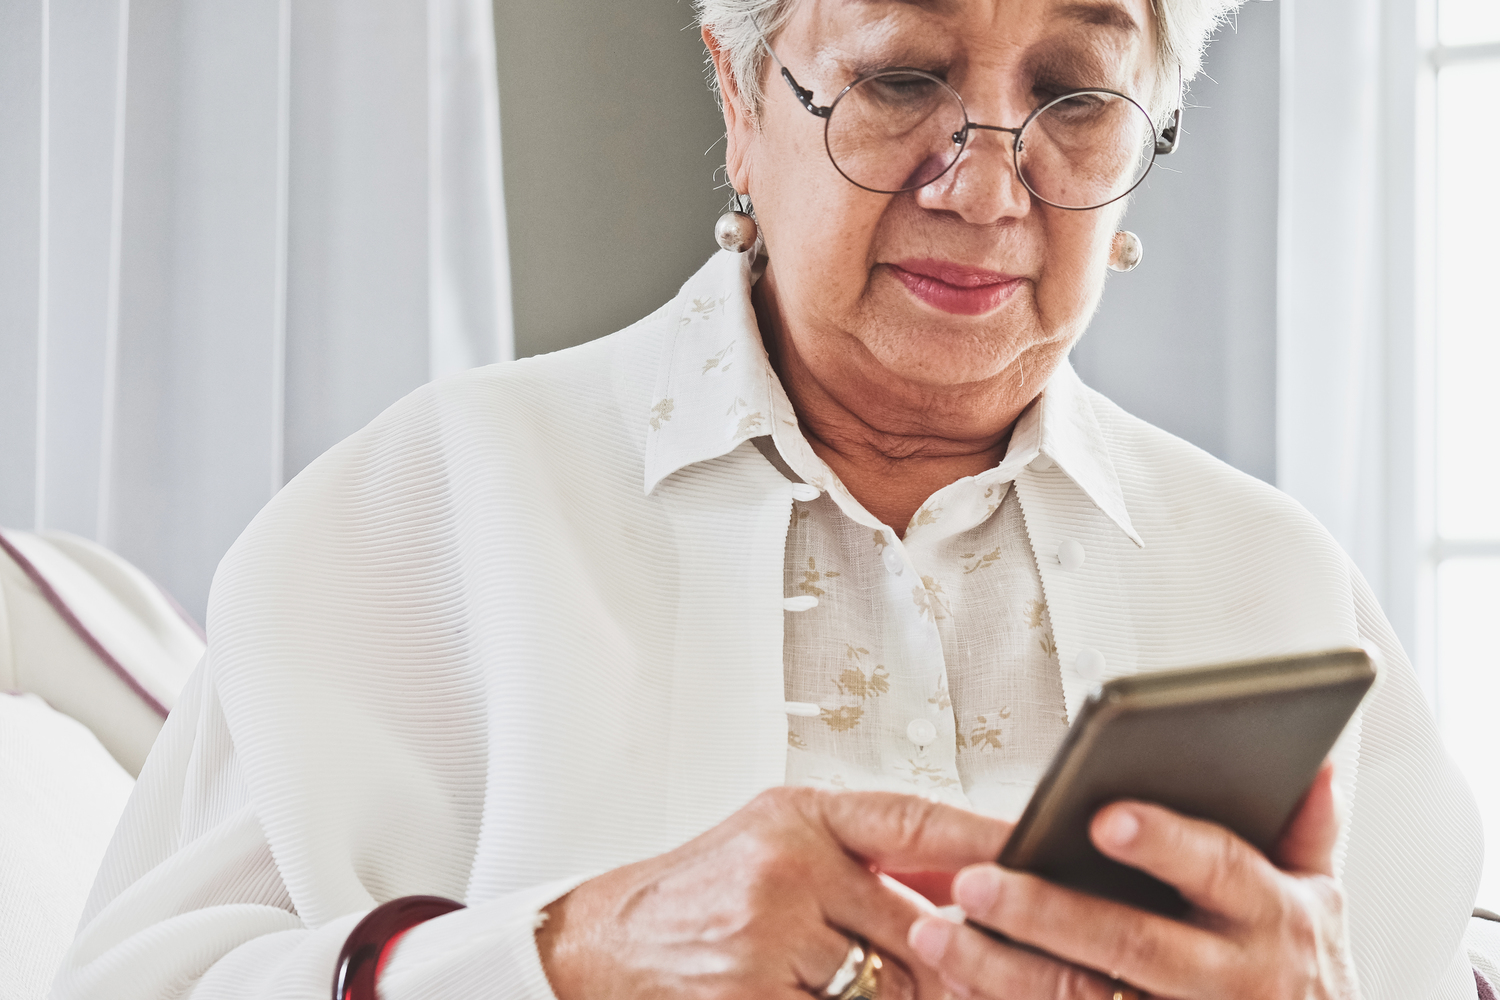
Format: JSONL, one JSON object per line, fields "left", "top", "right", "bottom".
{"left": 1431, "top": 0, "right": 1500, "bottom": 908}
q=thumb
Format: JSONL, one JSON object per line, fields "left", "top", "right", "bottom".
{"left": 809, "top": 790, "right": 1010, "bottom": 873}
{"left": 1273, "top": 761, "right": 1341, "bottom": 877}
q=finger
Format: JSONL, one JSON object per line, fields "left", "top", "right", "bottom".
{"left": 883, "top": 870, "right": 958, "bottom": 906}
{"left": 822, "top": 856, "right": 947, "bottom": 999}
{"left": 1272, "top": 761, "right": 1340, "bottom": 876}
{"left": 1090, "top": 799, "right": 1283, "bottom": 920}
{"left": 876, "top": 953, "right": 917, "bottom": 1000}
{"left": 950, "top": 864, "right": 1233, "bottom": 998}
{"left": 908, "top": 914, "right": 1119, "bottom": 1000}
{"left": 805, "top": 929, "right": 917, "bottom": 1000}
{"left": 796, "top": 924, "right": 873, "bottom": 994}
{"left": 807, "top": 790, "right": 1010, "bottom": 873}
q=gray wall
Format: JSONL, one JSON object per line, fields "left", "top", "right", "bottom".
{"left": 1074, "top": 0, "right": 1279, "bottom": 483}
{"left": 494, "top": 0, "right": 726, "bottom": 358}
{"left": 495, "top": 0, "right": 1281, "bottom": 482}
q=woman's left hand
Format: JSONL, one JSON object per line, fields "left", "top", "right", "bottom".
{"left": 907, "top": 763, "right": 1359, "bottom": 999}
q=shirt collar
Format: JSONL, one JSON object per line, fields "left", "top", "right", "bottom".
{"left": 644, "top": 250, "right": 781, "bottom": 495}
{"left": 643, "top": 250, "right": 1142, "bottom": 548}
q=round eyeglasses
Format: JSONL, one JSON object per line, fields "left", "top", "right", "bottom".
{"left": 762, "top": 44, "right": 1181, "bottom": 211}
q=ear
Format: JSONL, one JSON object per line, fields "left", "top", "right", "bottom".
{"left": 702, "top": 25, "right": 757, "bottom": 198}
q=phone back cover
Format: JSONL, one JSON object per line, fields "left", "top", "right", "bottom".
{"left": 999, "top": 651, "right": 1374, "bottom": 917}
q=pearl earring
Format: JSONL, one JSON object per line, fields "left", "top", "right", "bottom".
{"left": 1108, "top": 230, "right": 1143, "bottom": 272}
{"left": 714, "top": 191, "right": 758, "bottom": 253}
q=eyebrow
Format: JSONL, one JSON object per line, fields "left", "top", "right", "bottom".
{"left": 1054, "top": 1, "right": 1141, "bottom": 35}
{"left": 846, "top": 0, "right": 960, "bottom": 13}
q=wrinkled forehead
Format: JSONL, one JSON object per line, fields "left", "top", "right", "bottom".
{"left": 789, "top": 0, "right": 1158, "bottom": 79}
{"left": 850, "top": 0, "right": 1148, "bottom": 34}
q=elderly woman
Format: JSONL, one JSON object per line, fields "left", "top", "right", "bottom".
{"left": 56, "top": 0, "right": 1483, "bottom": 998}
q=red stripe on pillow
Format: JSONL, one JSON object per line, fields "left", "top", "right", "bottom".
{"left": 0, "top": 530, "right": 169, "bottom": 719}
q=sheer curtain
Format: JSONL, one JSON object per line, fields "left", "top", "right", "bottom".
{"left": 0, "top": 0, "right": 512, "bottom": 624}
{"left": 1276, "top": 0, "right": 1401, "bottom": 637}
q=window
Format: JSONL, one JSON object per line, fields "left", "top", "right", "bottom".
{"left": 1426, "top": 0, "right": 1500, "bottom": 906}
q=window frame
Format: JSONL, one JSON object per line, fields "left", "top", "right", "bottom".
{"left": 1384, "top": 0, "right": 1500, "bottom": 901}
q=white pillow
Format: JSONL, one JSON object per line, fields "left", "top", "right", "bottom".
{"left": 0, "top": 529, "right": 204, "bottom": 775}
{"left": 0, "top": 693, "right": 133, "bottom": 1000}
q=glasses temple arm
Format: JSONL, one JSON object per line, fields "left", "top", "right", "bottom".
{"left": 753, "top": 26, "right": 833, "bottom": 118}
{"left": 1155, "top": 65, "right": 1183, "bottom": 155}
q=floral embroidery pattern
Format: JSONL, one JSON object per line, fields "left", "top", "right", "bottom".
{"left": 983, "top": 484, "right": 1004, "bottom": 518}
{"left": 724, "top": 395, "right": 764, "bottom": 436}
{"left": 898, "top": 758, "right": 961, "bottom": 789}
{"left": 688, "top": 295, "right": 729, "bottom": 322}
{"left": 961, "top": 548, "right": 1001, "bottom": 575}
{"left": 909, "top": 504, "right": 941, "bottom": 530}
{"left": 649, "top": 398, "right": 674, "bottom": 430}
{"left": 820, "top": 705, "right": 864, "bottom": 732}
{"left": 837, "top": 663, "right": 890, "bottom": 699}
{"left": 963, "top": 709, "right": 1010, "bottom": 751}
{"left": 798, "top": 557, "right": 840, "bottom": 597}
{"left": 777, "top": 437, "right": 1067, "bottom": 801}
{"left": 912, "top": 575, "right": 950, "bottom": 621}
{"left": 814, "top": 644, "right": 887, "bottom": 732}
{"left": 703, "top": 341, "right": 735, "bottom": 373}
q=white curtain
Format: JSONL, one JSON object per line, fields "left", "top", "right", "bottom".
{"left": 0, "top": 0, "right": 512, "bottom": 624}
{"left": 1276, "top": 0, "right": 1397, "bottom": 629}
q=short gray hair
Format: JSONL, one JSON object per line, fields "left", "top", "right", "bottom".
{"left": 694, "top": 0, "right": 1248, "bottom": 128}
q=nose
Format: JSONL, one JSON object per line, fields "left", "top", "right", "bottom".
{"left": 913, "top": 125, "right": 1032, "bottom": 225}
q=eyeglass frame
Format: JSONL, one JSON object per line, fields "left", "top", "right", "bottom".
{"left": 753, "top": 32, "right": 1183, "bottom": 211}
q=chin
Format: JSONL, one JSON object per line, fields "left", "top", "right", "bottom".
{"left": 862, "top": 324, "right": 1038, "bottom": 389}
{"left": 859, "top": 294, "right": 1049, "bottom": 389}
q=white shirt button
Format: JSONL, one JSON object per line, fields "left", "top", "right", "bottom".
{"left": 783, "top": 596, "right": 819, "bottom": 612}
{"left": 907, "top": 718, "right": 938, "bottom": 747}
{"left": 1075, "top": 647, "right": 1106, "bottom": 681}
{"left": 785, "top": 701, "right": 822, "bottom": 717}
{"left": 789, "top": 484, "right": 821, "bottom": 502}
{"left": 1057, "top": 539, "right": 1086, "bottom": 571}
{"left": 881, "top": 546, "right": 904, "bottom": 576}
{"left": 1029, "top": 454, "right": 1054, "bottom": 472}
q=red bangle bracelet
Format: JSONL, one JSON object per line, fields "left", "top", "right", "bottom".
{"left": 332, "top": 895, "right": 465, "bottom": 1000}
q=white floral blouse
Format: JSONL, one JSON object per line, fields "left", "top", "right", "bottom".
{"left": 776, "top": 439, "right": 1070, "bottom": 821}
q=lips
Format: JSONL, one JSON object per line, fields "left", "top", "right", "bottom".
{"left": 887, "top": 258, "right": 1023, "bottom": 316}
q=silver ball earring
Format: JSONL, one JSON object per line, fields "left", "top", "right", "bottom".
{"left": 1108, "top": 230, "right": 1143, "bottom": 272}
{"left": 715, "top": 192, "right": 758, "bottom": 253}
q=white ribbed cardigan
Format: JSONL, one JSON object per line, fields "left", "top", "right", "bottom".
{"left": 57, "top": 252, "right": 1483, "bottom": 1000}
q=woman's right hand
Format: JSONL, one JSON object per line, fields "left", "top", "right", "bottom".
{"left": 536, "top": 787, "right": 1008, "bottom": 1000}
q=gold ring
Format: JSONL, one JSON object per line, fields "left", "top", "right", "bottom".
{"left": 821, "top": 937, "right": 883, "bottom": 1000}
{"left": 1110, "top": 978, "right": 1143, "bottom": 1000}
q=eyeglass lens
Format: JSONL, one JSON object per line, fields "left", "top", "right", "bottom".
{"left": 823, "top": 70, "right": 1158, "bottom": 209}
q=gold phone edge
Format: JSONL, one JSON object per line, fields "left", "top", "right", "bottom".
{"left": 1003, "top": 647, "right": 1375, "bottom": 865}
{"left": 1006, "top": 696, "right": 1121, "bottom": 864}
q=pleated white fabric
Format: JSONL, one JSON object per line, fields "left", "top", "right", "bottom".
{"left": 56, "top": 252, "right": 1484, "bottom": 999}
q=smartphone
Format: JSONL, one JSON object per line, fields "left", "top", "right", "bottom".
{"left": 996, "top": 647, "right": 1376, "bottom": 918}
